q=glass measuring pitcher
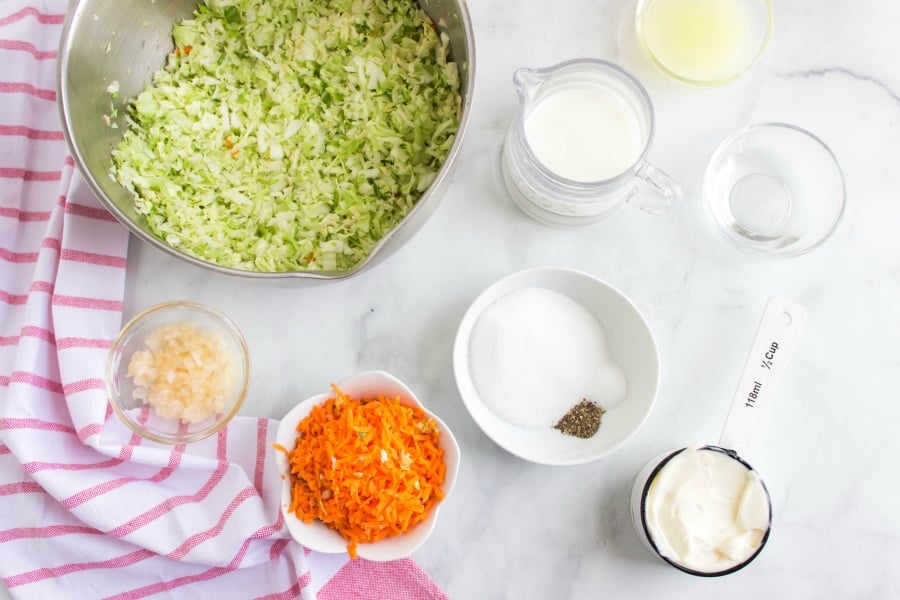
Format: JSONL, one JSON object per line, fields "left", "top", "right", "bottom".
{"left": 500, "top": 58, "right": 682, "bottom": 226}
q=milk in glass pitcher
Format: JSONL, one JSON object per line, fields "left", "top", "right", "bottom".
{"left": 500, "top": 58, "right": 682, "bottom": 226}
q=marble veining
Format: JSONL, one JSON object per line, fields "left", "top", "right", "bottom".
{"left": 779, "top": 67, "right": 900, "bottom": 104}
{"left": 6, "top": 0, "right": 897, "bottom": 599}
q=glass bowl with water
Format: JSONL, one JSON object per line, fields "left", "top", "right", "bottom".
{"left": 703, "top": 123, "right": 846, "bottom": 257}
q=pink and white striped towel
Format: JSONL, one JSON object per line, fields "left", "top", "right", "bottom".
{"left": 0, "top": 2, "right": 449, "bottom": 598}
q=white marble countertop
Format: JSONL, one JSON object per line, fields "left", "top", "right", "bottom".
{"left": 9, "top": 0, "right": 898, "bottom": 598}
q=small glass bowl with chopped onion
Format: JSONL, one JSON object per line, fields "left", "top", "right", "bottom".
{"left": 106, "top": 301, "right": 250, "bottom": 444}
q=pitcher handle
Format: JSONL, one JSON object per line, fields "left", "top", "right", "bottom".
{"left": 628, "top": 161, "right": 683, "bottom": 215}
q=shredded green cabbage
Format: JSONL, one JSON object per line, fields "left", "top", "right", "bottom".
{"left": 111, "top": 0, "right": 460, "bottom": 272}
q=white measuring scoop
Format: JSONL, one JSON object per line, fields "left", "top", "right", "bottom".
{"left": 718, "top": 296, "right": 808, "bottom": 456}
{"left": 630, "top": 297, "right": 807, "bottom": 576}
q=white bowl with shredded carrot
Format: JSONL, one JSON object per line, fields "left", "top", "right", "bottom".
{"left": 274, "top": 370, "right": 460, "bottom": 561}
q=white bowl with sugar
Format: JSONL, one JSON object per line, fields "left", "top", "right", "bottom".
{"left": 453, "top": 266, "right": 660, "bottom": 465}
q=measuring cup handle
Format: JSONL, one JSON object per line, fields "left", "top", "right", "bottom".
{"left": 718, "top": 297, "right": 808, "bottom": 457}
{"left": 629, "top": 161, "right": 683, "bottom": 215}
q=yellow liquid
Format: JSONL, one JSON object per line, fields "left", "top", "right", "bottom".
{"left": 640, "top": 0, "right": 762, "bottom": 84}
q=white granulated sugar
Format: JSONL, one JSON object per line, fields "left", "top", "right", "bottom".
{"left": 467, "top": 286, "right": 627, "bottom": 429}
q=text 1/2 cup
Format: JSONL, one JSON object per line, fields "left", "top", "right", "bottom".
{"left": 500, "top": 59, "right": 682, "bottom": 226}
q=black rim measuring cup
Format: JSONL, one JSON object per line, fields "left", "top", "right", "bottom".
{"left": 631, "top": 296, "right": 807, "bottom": 576}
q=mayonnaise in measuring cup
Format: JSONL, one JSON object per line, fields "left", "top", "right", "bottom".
{"left": 639, "top": 445, "right": 771, "bottom": 574}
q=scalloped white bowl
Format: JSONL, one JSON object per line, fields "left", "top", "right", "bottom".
{"left": 274, "top": 370, "right": 460, "bottom": 561}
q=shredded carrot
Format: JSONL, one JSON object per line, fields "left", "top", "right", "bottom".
{"left": 283, "top": 385, "right": 446, "bottom": 559}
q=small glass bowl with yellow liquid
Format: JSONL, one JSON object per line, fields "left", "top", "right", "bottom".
{"left": 635, "top": 0, "right": 773, "bottom": 86}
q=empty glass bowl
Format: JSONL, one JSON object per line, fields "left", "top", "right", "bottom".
{"left": 106, "top": 301, "right": 250, "bottom": 444}
{"left": 703, "top": 123, "right": 846, "bottom": 257}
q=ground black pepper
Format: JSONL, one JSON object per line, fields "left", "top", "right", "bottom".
{"left": 554, "top": 399, "right": 605, "bottom": 438}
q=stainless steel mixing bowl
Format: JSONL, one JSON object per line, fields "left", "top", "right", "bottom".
{"left": 57, "top": 0, "right": 474, "bottom": 280}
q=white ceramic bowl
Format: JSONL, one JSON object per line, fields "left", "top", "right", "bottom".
{"left": 453, "top": 267, "right": 660, "bottom": 465}
{"left": 274, "top": 370, "right": 460, "bottom": 561}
